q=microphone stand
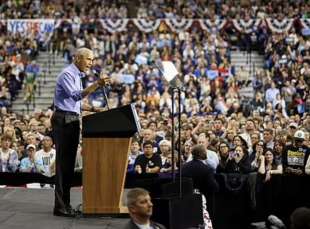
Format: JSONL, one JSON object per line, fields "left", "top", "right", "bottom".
{"left": 171, "top": 86, "right": 183, "bottom": 199}
{"left": 102, "top": 86, "right": 110, "bottom": 110}
{"left": 153, "top": 60, "right": 183, "bottom": 198}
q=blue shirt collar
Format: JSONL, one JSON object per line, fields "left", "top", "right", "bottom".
{"left": 71, "top": 63, "right": 86, "bottom": 78}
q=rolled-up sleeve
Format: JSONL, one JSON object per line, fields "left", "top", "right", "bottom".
{"left": 59, "top": 72, "right": 83, "bottom": 101}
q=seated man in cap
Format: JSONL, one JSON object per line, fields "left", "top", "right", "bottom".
{"left": 20, "top": 144, "right": 41, "bottom": 173}
{"left": 283, "top": 130, "right": 310, "bottom": 175}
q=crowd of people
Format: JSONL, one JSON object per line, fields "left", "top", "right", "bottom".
{"left": 0, "top": 0, "right": 309, "bottom": 182}
{"left": 136, "top": 0, "right": 310, "bottom": 19}
{"left": 0, "top": 0, "right": 129, "bottom": 19}
{"left": 1, "top": 0, "right": 309, "bottom": 19}
{"left": 0, "top": 1, "right": 309, "bottom": 227}
{"left": 0, "top": 23, "right": 41, "bottom": 108}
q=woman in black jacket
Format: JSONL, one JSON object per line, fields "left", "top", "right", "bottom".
{"left": 225, "top": 145, "right": 252, "bottom": 174}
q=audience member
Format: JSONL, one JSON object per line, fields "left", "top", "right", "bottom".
{"left": 0, "top": 134, "right": 19, "bottom": 172}
{"left": 128, "top": 139, "right": 143, "bottom": 172}
{"left": 258, "top": 148, "right": 283, "bottom": 182}
{"left": 34, "top": 136, "right": 55, "bottom": 177}
{"left": 134, "top": 141, "right": 162, "bottom": 174}
{"left": 19, "top": 144, "right": 40, "bottom": 173}
{"left": 283, "top": 130, "right": 310, "bottom": 175}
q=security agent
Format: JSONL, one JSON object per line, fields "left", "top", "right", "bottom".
{"left": 52, "top": 47, "right": 110, "bottom": 217}
{"left": 123, "top": 188, "right": 166, "bottom": 229}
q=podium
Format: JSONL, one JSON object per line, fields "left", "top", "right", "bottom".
{"left": 82, "top": 104, "right": 140, "bottom": 214}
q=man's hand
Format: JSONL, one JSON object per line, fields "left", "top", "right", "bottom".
{"left": 286, "top": 167, "right": 303, "bottom": 175}
{"left": 294, "top": 168, "right": 303, "bottom": 175}
{"left": 82, "top": 74, "right": 110, "bottom": 97}
{"left": 285, "top": 167, "right": 294, "bottom": 174}
{"left": 97, "top": 73, "right": 111, "bottom": 87}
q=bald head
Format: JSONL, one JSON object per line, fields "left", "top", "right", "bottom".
{"left": 74, "top": 48, "right": 94, "bottom": 73}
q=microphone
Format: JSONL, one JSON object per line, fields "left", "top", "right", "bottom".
{"left": 93, "top": 69, "right": 111, "bottom": 89}
{"left": 93, "top": 69, "right": 111, "bottom": 110}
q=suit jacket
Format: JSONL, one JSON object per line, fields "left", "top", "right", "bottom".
{"left": 182, "top": 159, "right": 219, "bottom": 197}
{"left": 122, "top": 219, "right": 166, "bottom": 229}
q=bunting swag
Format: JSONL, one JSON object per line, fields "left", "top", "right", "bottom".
{"left": 1, "top": 18, "right": 308, "bottom": 34}
{"left": 266, "top": 18, "right": 293, "bottom": 33}
{"left": 164, "top": 19, "right": 193, "bottom": 32}
{"left": 199, "top": 19, "right": 227, "bottom": 32}
{"left": 99, "top": 19, "right": 128, "bottom": 33}
{"left": 132, "top": 19, "right": 161, "bottom": 33}
{"left": 232, "top": 19, "right": 261, "bottom": 33}
{"left": 300, "top": 19, "right": 310, "bottom": 29}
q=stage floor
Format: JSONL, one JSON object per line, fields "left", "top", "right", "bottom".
{"left": 0, "top": 187, "right": 128, "bottom": 229}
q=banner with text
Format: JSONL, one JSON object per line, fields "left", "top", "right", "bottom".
{"left": 7, "top": 19, "right": 55, "bottom": 38}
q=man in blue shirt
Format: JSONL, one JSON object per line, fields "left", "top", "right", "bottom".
{"left": 52, "top": 47, "right": 110, "bottom": 217}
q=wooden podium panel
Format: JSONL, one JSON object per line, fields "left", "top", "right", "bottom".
{"left": 82, "top": 137, "right": 131, "bottom": 214}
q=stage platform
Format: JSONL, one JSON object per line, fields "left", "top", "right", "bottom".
{"left": 0, "top": 187, "right": 128, "bottom": 229}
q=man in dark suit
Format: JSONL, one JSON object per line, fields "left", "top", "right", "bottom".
{"left": 182, "top": 144, "right": 219, "bottom": 218}
{"left": 182, "top": 144, "right": 219, "bottom": 197}
{"left": 123, "top": 188, "right": 166, "bottom": 229}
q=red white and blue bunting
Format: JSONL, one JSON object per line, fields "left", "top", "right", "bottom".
{"left": 1, "top": 18, "right": 310, "bottom": 34}
{"left": 232, "top": 19, "right": 261, "bottom": 33}
{"left": 266, "top": 18, "right": 293, "bottom": 33}
{"left": 164, "top": 19, "right": 193, "bottom": 32}
{"left": 99, "top": 19, "right": 129, "bottom": 33}
{"left": 132, "top": 19, "right": 161, "bottom": 33}
{"left": 199, "top": 19, "right": 227, "bottom": 32}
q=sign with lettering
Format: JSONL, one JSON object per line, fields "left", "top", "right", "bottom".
{"left": 7, "top": 19, "right": 55, "bottom": 38}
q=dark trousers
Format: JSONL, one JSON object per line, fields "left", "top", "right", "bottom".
{"left": 51, "top": 111, "right": 80, "bottom": 210}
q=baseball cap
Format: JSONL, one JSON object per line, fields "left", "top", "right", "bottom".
{"left": 26, "top": 144, "right": 36, "bottom": 150}
{"left": 294, "top": 130, "right": 305, "bottom": 140}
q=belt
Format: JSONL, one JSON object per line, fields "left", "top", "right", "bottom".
{"left": 55, "top": 107, "right": 79, "bottom": 116}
